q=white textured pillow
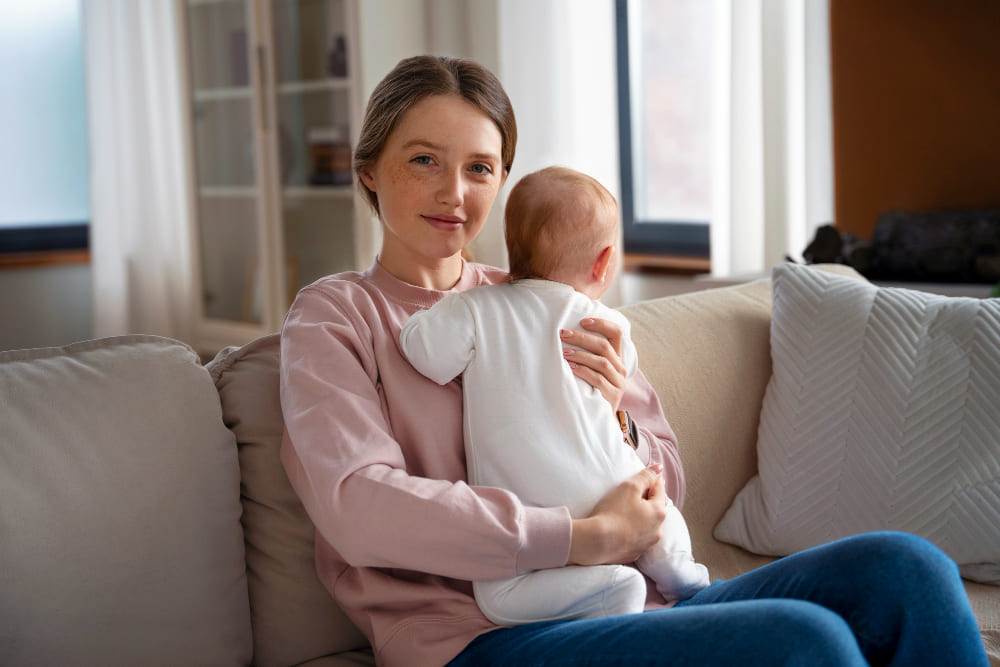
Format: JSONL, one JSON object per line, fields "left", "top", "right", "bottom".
{"left": 0, "top": 336, "right": 251, "bottom": 664}
{"left": 714, "top": 263, "right": 1000, "bottom": 583}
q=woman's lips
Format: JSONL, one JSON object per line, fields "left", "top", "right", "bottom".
{"left": 423, "top": 214, "right": 464, "bottom": 231}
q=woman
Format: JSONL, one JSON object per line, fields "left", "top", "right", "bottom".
{"left": 279, "top": 55, "right": 988, "bottom": 667}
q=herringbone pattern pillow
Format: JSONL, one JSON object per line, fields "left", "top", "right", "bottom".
{"left": 714, "top": 263, "right": 1000, "bottom": 584}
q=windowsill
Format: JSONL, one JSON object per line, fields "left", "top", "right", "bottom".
{"left": 624, "top": 253, "right": 711, "bottom": 276}
{"left": 0, "top": 249, "right": 91, "bottom": 270}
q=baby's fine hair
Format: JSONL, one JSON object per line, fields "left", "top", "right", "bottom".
{"left": 505, "top": 167, "right": 618, "bottom": 282}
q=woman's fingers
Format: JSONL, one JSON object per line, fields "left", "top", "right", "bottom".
{"left": 575, "top": 466, "right": 668, "bottom": 565}
{"left": 579, "top": 317, "right": 624, "bottom": 357}
{"left": 560, "top": 318, "right": 627, "bottom": 410}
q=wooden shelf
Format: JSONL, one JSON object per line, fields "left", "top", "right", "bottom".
{"left": 0, "top": 249, "right": 90, "bottom": 270}
{"left": 624, "top": 253, "right": 711, "bottom": 276}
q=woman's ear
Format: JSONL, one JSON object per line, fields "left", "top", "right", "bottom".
{"left": 358, "top": 166, "right": 376, "bottom": 192}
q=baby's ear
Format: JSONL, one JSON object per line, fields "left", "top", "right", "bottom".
{"left": 592, "top": 245, "right": 616, "bottom": 284}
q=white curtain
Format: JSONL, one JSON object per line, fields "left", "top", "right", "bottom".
{"left": 82, "top": 0, "right": 193, "bottom": 341}
{"left": 710, "top": 0, "right": 833, "bottom": 278}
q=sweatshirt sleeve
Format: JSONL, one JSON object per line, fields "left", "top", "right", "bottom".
{"left": 622, "top": 368, "right": 686, "bottom": 509}
{"left": 279, "top": 285, "right": 572, "bottom": 582}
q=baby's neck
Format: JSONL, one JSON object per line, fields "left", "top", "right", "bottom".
{"left": 535, "top": 269, "right": 603, "bottom": 300}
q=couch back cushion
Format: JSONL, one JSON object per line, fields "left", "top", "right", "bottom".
{"left": 620, "top": 278, "right": 781, "bottom": 578}
{"left": 619, "top": 265, "right": 866, "bottom": 579}
{"left": 0, "top": 336, "right": 251, "bottom": 666}
{"left": 208, "top": 334, "right": 369, "bottom": 667}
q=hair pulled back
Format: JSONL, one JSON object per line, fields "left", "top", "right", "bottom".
{"left": 353, "top": 56, "right": 517, "bottom": 215}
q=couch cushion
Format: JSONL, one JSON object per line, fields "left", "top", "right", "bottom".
{"left": 966, "top": 582, "right": 1000, "bottom": 666}
{"left": 620, "top": 274, "right": 790, "bottom": 580}
{"left": 622, "top": 268, "right": 999, "bottom": 665}
{"left": 715, "top": 262, "right": 1000, "bottom": 583}
{"left": 208, "top": 334, "right": 368, "bottom": 667}
{"left": 0, "top": 335, "right": 251, "bottom": 666}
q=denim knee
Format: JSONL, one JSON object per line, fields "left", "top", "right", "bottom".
{"left": 761, "top": 600, "right": 866, "bottom": 667}
{"left": 842, "top": 531, "right": 959, "bottom": 592}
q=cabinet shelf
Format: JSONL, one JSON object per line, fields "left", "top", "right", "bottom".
{"left": 277, "top": 78, "right": 351, "bottom": 96}
{"left": 180, "top": 0, "right": 363, "bottom": 353}
{"left": 199, "top": 186, "right": 258, "bottom": 198}
{"left": 283, "top": 185, "right": 354, "bottom": 199}
{"left": 193, "top": 86, "right": 253, "bottom": 103}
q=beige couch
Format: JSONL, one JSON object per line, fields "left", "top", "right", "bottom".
{"left": 1, "top": 265, "right": 996, "bottom": 666}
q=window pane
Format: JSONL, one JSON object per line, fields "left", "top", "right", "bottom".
{"left": 0, "top": 0, "right": 90, "bottom": 229}
{"left": 631, "top": 0, "right": 714, "bottom": 224}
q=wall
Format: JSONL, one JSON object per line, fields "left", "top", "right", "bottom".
{"left": 0, "top": 263, "right": 92, "bottom": 351}
{"left": 830, "top": 0, "right": 1000, "bottom": 238}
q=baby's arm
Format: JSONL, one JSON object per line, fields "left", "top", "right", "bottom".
{"left": 399, "top": 293, "right": 477, "bottom": 384}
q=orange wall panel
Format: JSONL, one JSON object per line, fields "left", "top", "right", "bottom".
{"left": 830, "top": 0, "right": 1000, "bottom": 238}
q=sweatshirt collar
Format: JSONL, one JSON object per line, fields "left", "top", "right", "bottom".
{"left": 366, "top": 259, "right": 483, "bottom": 309}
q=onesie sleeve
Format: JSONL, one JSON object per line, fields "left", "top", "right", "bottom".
{"left": 399, "top": 293, "right": 476, "bottom": 385}
{"left": 618, "top": 316, "right": 639, "bottom": 379}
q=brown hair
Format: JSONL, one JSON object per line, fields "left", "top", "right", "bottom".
{"left": 354, "top": 56, "right": 517, "bottom": 215}
{"left": 505, "top": 167, "right": 619, "bottom": 282}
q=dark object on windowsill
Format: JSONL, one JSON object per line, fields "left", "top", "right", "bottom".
{"left": 797, "top": 224, "right": 873, "bottom": 275}
{"left": 798, "top": 210, "right": 1000, "bottom": 284}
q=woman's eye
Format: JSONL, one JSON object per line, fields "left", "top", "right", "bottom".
{"left": 412, "top": 155, "right": 433, "bottom": 165}
{"left": 470, "top": 163, "right": 493, "bottom": 175}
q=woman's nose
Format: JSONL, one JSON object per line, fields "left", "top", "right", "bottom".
{"left": 436, "top": 169, "right": 464, "bottom": 207}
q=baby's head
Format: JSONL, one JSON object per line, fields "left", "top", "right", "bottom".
{"left": 504, "top": 166, "right": 620, "bottom": 298}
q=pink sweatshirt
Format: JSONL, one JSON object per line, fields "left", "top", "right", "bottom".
{"left": 279, "top": 261, "right": 685, "bottom": 667}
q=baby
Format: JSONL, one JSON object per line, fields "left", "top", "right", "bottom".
{"left": 400, "top": 166, "right": 709, "bottom": 625}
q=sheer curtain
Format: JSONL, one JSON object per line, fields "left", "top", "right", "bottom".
{"left": 82, "top": 0, "right": 193, "bottom": 341}
{"left": 710, "top": 0, "right": 833, "bottom": 278}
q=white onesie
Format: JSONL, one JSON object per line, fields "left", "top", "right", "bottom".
{"left": 400, "top": 279, "right": 709, "bottom": 625}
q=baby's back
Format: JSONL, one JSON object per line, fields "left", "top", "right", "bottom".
{"left": 459, "top": 280, "right": 642, "bottom": 517}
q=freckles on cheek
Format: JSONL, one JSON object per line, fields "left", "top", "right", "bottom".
{"left": 387, "top": 164, "right": 418, "bottom": 187}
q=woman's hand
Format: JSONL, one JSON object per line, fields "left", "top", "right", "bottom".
{"left": 568, "top": 465, "right": 667, "bottom": 566}
{"left": 560, "top": 317, "right": 628, "bottom": 412}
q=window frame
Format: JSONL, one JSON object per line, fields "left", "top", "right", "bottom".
{"left": 0, "top": 223, "right": 89, "bottom": 254}
{"left": 615, "top": 0, "right": 710, "bottom": 258}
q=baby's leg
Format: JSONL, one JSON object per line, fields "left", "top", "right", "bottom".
{"left": 636, "top": 501, "right": 710, "bottom": 602}
{"left": 474, "top": 564, "right": 646, "bottom": 626}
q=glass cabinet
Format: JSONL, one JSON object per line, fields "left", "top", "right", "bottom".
{"left": 178, "top": 0, "right": 363, "bottom": 353}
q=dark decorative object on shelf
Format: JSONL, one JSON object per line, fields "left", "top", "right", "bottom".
{"left": 308, "top": 126, "right": 352, "bottom": 186}
{"left": 798, "top": 210, "right": 1000, "bottom": 284}
{"left": 327, "top": 35, "right": 347, "bottom": 78}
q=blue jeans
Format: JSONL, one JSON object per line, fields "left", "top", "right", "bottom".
{"left": 448, "top": 532, "right": 988, "bottom": 666}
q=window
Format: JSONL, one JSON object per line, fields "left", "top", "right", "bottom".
{"left": 0, "top": 0, "right": 90, "bottom": 255}
{"left": 616, "top": 0, "right": 714, "bottom": 258}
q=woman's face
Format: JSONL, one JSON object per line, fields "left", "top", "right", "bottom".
{"left": 359, "top": 94, "right": 506, "bottom": 273}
